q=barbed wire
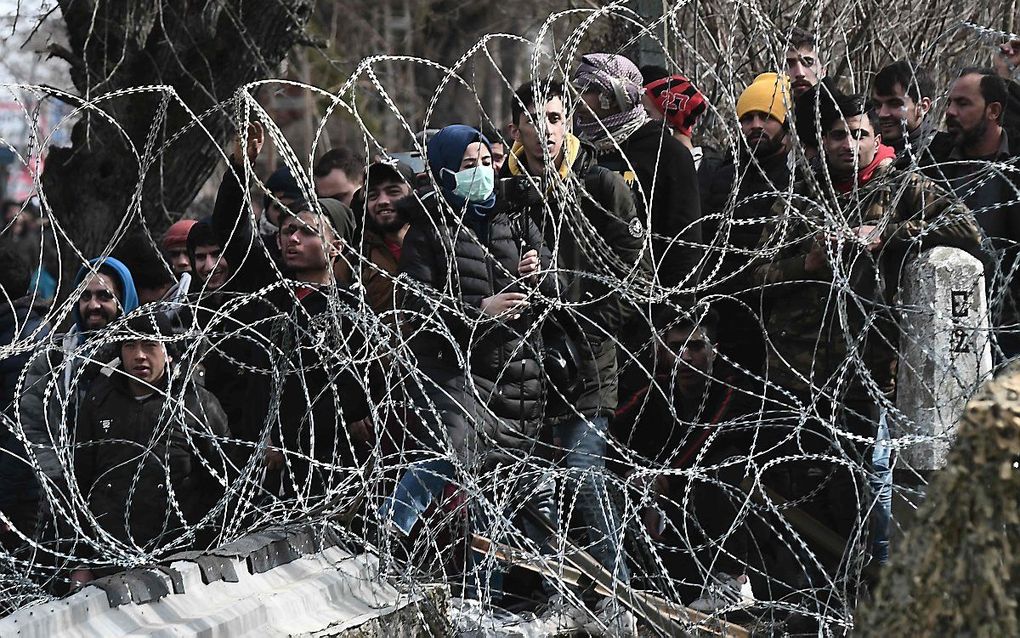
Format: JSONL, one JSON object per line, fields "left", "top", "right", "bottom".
{"left": 0, "top": 3, "right": 1018, "bottom": 635}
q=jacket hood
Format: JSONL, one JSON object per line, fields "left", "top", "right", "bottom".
{"left": 72, "top": 257, "right": 139, "bottom": 333}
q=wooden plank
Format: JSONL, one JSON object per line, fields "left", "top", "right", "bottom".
{"left": 472, "top": 519, "right": 750, "bottom": 638}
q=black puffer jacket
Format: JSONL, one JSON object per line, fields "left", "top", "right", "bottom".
{"left": 399, "top": 189, "right": 553, "bottom": 430}
{"left": 502, "top": 135, "right": 650, "bottom": 420}
{"left": 73, "top": 369, "right": 230, "bottom": 552}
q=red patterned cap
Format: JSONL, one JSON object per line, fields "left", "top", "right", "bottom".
{"left": 644, "top": 75, "right": 707, "bottom": 137}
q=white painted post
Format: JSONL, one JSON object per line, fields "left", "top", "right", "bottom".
{"left": 894, "top": 246, "right": 992, "bottom": 471}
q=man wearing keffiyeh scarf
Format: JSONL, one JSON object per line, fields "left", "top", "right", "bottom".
{"left": 572, "top": 53, "right": 704, "bottom": 296}
{"left": 573, "top": 53, "right": 650, "bottom": 151}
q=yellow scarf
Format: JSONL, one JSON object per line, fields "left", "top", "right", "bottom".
{"left": 506, "top": 133, "right": 581, "bottom": 180}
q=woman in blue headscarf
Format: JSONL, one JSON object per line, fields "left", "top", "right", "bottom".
{"left": 380, "top": 124, "right": 555, "bottom": 549}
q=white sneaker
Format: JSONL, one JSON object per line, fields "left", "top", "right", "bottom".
{"left": 585, "top": 597, "right": 638, "bottom": 637}
{"left": 534, "top": 594, "right": 587, "bottom": 634}
{"left": 689, "top": 572, "right": 756, "bottom": 613}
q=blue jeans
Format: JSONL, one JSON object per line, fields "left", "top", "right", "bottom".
{"left": 379, "top": 458, "right": 456, "bottom": 536}
{"left": 545, "top": 415, "right": 631, "bottom": 584}
{"left": 869, "top": 413, "right": 892, "bottom": 564}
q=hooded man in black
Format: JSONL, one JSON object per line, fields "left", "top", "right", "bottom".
{"left": 210, "top": 122, "right": 373, "bottom": 505}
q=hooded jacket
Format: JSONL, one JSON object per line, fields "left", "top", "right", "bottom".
{"left": 501, "top": 134, "right": 651, "bottom": 419}
{"left": 19, "top": 257, "right": 138, "bottom": 483}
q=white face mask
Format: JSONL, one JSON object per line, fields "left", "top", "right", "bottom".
{"left": 446, "top": 165, "right": 495, "bottom": 203}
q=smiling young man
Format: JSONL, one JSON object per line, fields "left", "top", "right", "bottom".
{"left": 354, "top": 159, "right": 415, "bottom": 315}
{"left": 871, "top": 60, "right": 948, "bottom": 168}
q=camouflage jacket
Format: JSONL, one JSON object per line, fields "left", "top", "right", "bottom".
{"left": 748, "top": 162, "right": 982, "bottom": 400}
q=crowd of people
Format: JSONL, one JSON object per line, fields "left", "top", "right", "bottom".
{"left": 1, "top": 27, "right": 1019, "bottom": 634}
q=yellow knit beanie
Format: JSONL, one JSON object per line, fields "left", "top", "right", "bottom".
{"left": 736, "top": 73, "right": 792, "bottom": 123}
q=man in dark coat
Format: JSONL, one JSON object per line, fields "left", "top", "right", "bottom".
{"left": 698, "top": 72, "right": 793, "bottom": 379}
{"left": 0, "top": 242, "right": 50, "bottom": 546}
{"left": 19, "top": 257, "right": 139, "bottom": 497}
{"left": 613, "top": 306, "right": 758, "bottom": 613}
{"left": 748, "top": 95, "right": 981, "bottom": 587}
{"left": 930, "top": 68, "right": 1020, "bottom": 361}
{"left": 502, "top": 79, "right": 650, "bottom": 635}
{"left": 573, "top": 53, "right": 703, "bottom": 293}
{"left": 71, "top": 311, "right": 230, "bottom": 587}
{"left": 211, "top": 123, "right": 373, "bottom": 504}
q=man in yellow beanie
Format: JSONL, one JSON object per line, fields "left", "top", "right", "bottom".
{"left": 697, "top": 72, "right": 792, "bottom": 379}
{"left": 735, "top": 72, "right": 792, "bottom": 159}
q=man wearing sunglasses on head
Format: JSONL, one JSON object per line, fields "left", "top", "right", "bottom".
{"left": 19, "top": 257, "right": 139, "bottom": 521}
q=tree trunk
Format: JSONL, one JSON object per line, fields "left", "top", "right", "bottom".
{"left": 42, "top": 0, "right": 312, "bottom": 294}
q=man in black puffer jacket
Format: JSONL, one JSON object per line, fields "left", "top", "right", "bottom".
{"left": 69, "top": 311, "right": 230, "bottom": 588}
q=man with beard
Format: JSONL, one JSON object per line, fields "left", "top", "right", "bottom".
{"left": 19, "top": 258, "right": 139, "bottom": 506}
{"left": 871, "top": 60, "right": 949, "bottom": 168}
{"left": 785, "top": 27, "right": 825, "bottom": 100}
{"left": 936, "top": 68, "right": 1020, "bottom": 359}
{"left": 699, "top": 72, "right": 792, "bottom": 378}
{"left": 357, "top": 159, "right": 415, "bottom": 315}
{"left": 750, "top": 94, "right": 979, "bottom": 590}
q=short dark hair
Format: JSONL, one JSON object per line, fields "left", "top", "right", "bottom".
{"left": 186, "top": 222, "right": 221, "bottom": 268}
{"left": 114, "top": 239, "right": 174, "bottom": 293}
{"left": 640, "top": 64, "right": 670, "bottom": 85}
{"left": 959, "top": 66, "right": 1008, "bottom": 106}
{"left": 822, "top": 93, "right": 880, "bottom": 134}
{"left": 874, "top": 60, "right": 934, "bottom": 103}
{"left": 512, "top": 79, "right": 565, "bottom": 127}
{"left": 787, "top": 26, "right": 816, "bottom": 51}
{"left": 0, "top": 240, "right": 31, "bottom": 298}
{"left": 481, "top": 125, "right": 506, "bottom": 146}
{"left": 653, "top": 305, "right": 719, "bottom": 342}
{"left": 313, "top": 147, "right": 366, "bottom": 181}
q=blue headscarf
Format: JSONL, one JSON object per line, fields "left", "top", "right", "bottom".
{"left": 426, "top": 125, "right": 497, "bottom": 223}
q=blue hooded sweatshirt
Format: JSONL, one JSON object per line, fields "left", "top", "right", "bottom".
{"left": 426, "top": 125, "right": 497, "bottom": 238}
{"left": 71, "top": 257, "right": 139, "bottom": 338}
